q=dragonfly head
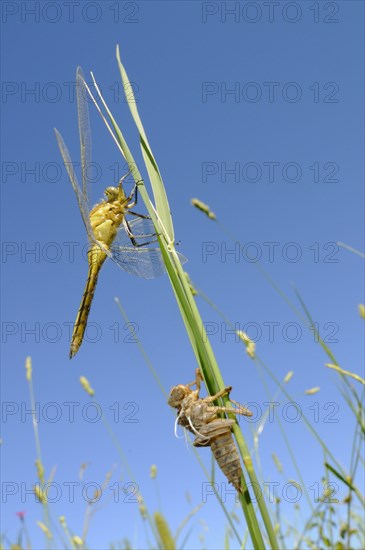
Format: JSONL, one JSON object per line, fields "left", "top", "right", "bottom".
{"left": 104, "top": 187, "right": 120, "bottom": 201}
{"left": 168, "top": 384, "right": 192, "bottom": 409}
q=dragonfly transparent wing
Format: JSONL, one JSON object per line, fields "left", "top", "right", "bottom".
{"left": 76, "top": 66, "right": 92, "bottom": 205}
{"left": 109, "top": 217, "right": 187, "bottom": 279}
{"left": 54, "top": 128, "right": 94, "bottom": 241}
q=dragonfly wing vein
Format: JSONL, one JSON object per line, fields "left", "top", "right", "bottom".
{"left": 111, "top": 217, "right": 188, "bottom": 277}
{"left": 110, "top": 245, "right": 167, "bottom": 279}
{"left": 54, "top": 128, "right": 94, "bottom": 242}
{"left": 76, "top": 67, "right": 92, "bottom": 205}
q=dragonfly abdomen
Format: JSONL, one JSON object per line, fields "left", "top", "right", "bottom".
{"left": 210, "top": 428, "right": 243, "bottom": 493}
{"left": 69, "top": 252, "right": 106, "bottom": 358}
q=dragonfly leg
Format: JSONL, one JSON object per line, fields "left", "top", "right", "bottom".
{"left": 195, "top": 368, "right": 203, "bottom": 392}
{"left": 128, "top": 210, "right": 151, "bottom": 220}
{"left": 118, "top": 171, "right": 133, "bottom": 202}
{"left": 185, "top": 368, "right": 203, "bottom": 392}
{"left": 118, "top": 171, "right": 131, "bottom": 188}
{"left": 229, "top": 398, "right": 252, "bottom": 416}
{"left": 125, "top": 179, "right": 146, "bottom": 208}
{"left": 123, "top": 217, "right": 159, "bottom": 248}
{"left": 125, "top": 179, "right": 138, "bottom": 208}
{"left": 205, "top": 386, "right": 233, "bottom": 402}
{"left": 206, "top": 404, "right": 252, "bottom": 417}
{"left": 125, "top": 179, "right": 154, "bottom": 218}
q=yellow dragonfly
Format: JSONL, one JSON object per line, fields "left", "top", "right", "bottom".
{"left": 55, "top": 67, "right": 176, "bottom": 358}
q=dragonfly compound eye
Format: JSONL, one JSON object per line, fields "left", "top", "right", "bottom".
{"left": 168, "top": 385, "right": 188, "bottom": 408}
{"left": 105, "top": 187, "right": 119, "bottom": 200}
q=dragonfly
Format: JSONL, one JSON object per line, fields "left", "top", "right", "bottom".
{"left": 168, "top": 369, "right": 252, "bottom": 493}
{"left": 55, "top": 67, "right": 179, "bottom": 358}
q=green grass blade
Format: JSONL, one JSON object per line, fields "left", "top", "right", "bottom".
{"left": 337, "top": 242, "right": 365, "bottom": 258}
{"left": 116, "top": 45, "right": 174, "bottom": 242}
{"left": 324, "top": 463, "right": 357, "bottom": 491}
{"left": 85, "top": 53, "right": 277, "bottom": 550}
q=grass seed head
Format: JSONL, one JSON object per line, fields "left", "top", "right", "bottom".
{"left": 191, "top": 198, "right": 216, "bottom": 220}
{"left": 25, "top": 356, "right": 32, "bottom": 381}
{"left": 80, "top": 376, "right": 95, "bottom": 396}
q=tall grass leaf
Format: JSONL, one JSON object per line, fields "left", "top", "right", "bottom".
{"left": 179, "top": 525, "right": 195, "bottom": 550}
{"left": 86, "top": 72, "right": 172, "bottom": 250}
{"left": 324, "top": 463, "right": 356, "bottom": 491}
{"left": 337, "top": 242, "right": 365, "bottom": 258}
{"left": 116, "top": 45, "right": 174, "bottom": 242}
{"left": 224, "top": 528, "right": 230, "bottom": 550}
{"left": 272, "top": 453, "right": 283, "bottom": 474}
{"left": 85, "top": 54, "right": 276, "bottom": 550}
{"left": 293, "top": 286, "right": 337, "bottom": 365}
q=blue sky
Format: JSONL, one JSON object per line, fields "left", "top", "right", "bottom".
{"left": 1, "top": 1, "right": 364, "bottom": 548}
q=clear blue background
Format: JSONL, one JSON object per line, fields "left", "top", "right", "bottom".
{"left": 1, "top": 1, "right": 364, "bottom": 548}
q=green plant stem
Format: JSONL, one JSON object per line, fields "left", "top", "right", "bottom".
{"left": 26, "top": 361, "right": 51, "bottom": 548}
{"left": 88, "top": 53, "right": 279, "bottom": 549}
